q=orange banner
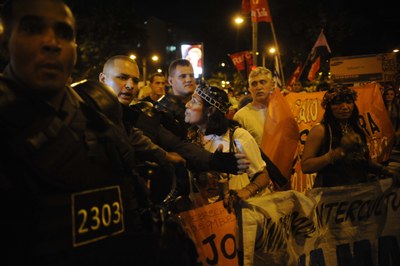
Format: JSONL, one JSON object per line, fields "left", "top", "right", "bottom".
{"left": 179, "top": 201, "right": 239, "bottom": 266}
{"left": 283, "top": 83, "right": 394, "bottom": 192}
{"left": 262, "top": 88, "right": 299, "bottom": 179}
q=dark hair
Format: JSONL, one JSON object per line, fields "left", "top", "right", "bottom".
{"left": 321, "top": 83, "right": 357, "bottom": 109}
{"left": 321, "top": 84, "right": 366, "bottom": 142}
{"left": 149, "top": 72, "right": 165, "bottom": 83}
{"left": 382, "top": 87, "right": 396, "bottom": 97}
{"left": 194, "top": 85, "right": 230, "bottom": 136}
{"left": 168, "top": 58, "right": 191, "bottom": 77}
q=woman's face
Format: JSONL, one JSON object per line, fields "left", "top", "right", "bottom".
{"left": 185, "top": 93, "right": 206, "bottom": 125}
{"left": 384, "top": 90, "right": 395, "bottom": 103}
{"left": 330, "top": 95, "right": 354, "bottom": 120}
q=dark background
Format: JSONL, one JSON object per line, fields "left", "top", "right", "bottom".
{"left": 2, "top": 0, "right": 399, "bottom": 84}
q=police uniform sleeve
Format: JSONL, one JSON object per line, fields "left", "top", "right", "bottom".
{"left": 129, "top": 126, "right": 169, "bottom": 166}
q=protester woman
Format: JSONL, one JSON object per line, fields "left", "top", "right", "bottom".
{"left": 301, "top": 84, "right": 395, "bottom": 187}
{"left": 382, "top": 86, "right": 400, "bottom": 149}
{"left": 184, "top": 84, "right": 272, "bottom": 210}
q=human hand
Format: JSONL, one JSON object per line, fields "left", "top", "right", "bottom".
{"left": 329, "top": 147, "right": 346, "bottom": 163}
{"left": 341, "top": 132, "right": 363, "bottom": 153}
{"left": 215, "top": 144, "right": 250, "bottom": 174}
{"left": 223, "top": 190, "right": 241, "bottom": 214}
{"left": 209, "top": 144, "right": 249, "bottom": 174}
{"left": 234, "top": 153, "right": 250, "bottom": 174}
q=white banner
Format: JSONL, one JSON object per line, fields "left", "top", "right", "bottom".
{"left": 242, "top": 178, "right": 400, "bottom": 266}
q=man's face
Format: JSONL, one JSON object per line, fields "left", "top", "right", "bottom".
{"left": 168, "top": 65, "right": 195, "bottom": 98}
{"left": 248, "top": 73, "right": 273, "bottom": 104}
{"left": 150, "top": 75, "right": 166, "bottom": 97}
{"left": 293, "top": 82, "right": 303, "bottom": 92}
{"left": 7, "top": 0, "right": 77, "bottom": 94}
{"left": 100, "top": 59, "right": 140, "bottom": 106}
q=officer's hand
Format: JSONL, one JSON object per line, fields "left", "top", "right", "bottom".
{"left": 209, "top": 144, "right": 249, "bottom": 174}
{"left": 234, "top": 153, "right": 250, "bottom": 174}
{"left": 214, "top": 144, "right": 249, "bottom": 174}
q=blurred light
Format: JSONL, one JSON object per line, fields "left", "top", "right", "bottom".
{"left": 393, "top": 49, "right": 399, "bottom": 53}
{"left": 269, "top": 47, "right": 276, "bottom": 54}
{"left": 129, "top": 54, "right": 136, "bottom": 60}
{"left": 221, "top": 63, "right": 225, "bottom": 67}
{"left": 151, "top": 55, "right": 159, "bottom": 61}
{"left": 157, "top": 68, "right": 162, "bottom": 73}
{"left": 234, "top": 16, "right": 244, "bottom": 25}
{"left": 167, "top": 45, "right": 176, "bottom": 52}
{"left": 70, "top": 79, "right": 88, "bottom": 87}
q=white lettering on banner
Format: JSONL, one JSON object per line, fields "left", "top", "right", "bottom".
{"left": 315, "top": 190, "right": 400, "bottom": 227}
{"left": 242, "top": 179, "right": 400, "bottom": 266}
{"left": 232, "top": 56, "right": 244, "bottom": 65}
{"left": 294, "top": 98, "right": 319, "bottom": 124}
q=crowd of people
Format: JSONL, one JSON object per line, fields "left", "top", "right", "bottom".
{"left": 0, "top": 0, "right": 399, "bottom": 265}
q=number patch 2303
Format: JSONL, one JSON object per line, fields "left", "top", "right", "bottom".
{"left": 71, "top": 185, "right": 125, "bottom": 247}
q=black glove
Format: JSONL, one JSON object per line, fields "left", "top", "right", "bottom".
{"left": 209, "top": 150, "right": 239, "bottom": 174}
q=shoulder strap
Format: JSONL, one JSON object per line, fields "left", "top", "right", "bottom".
{"left": 229, "top": 125, "right": 238, "bottom": 152}
{"left": 72, "top": 79, "right": 123, "bottom": 127}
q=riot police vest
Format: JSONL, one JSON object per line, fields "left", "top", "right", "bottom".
{"left": 0, "top": 77, "right": 153, "bottom": 264}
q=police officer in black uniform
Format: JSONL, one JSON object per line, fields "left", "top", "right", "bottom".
{"left": 0, "top": 1, "right": 160, "bottom": 265}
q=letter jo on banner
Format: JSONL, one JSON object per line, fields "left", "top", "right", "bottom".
{"left": 179, "top": 201, "right": 239, "bottom": 266}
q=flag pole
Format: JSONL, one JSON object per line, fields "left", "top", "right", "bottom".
{"left": 298, "top": 52, "right": 312, "bottom": 80}
{"left": 269, "top": 20, "right": 285, "bottom": 85}
{"left": 252, "top": 21, "right": 258, "bottom": 67}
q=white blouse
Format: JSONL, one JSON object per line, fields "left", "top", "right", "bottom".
{"left": 201, "top": 127, "right": 266, "bottom": 191}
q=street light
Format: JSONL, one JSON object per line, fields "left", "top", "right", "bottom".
{"left": 262, "top": 47, "right": 276, "bottom": 67}
{"left": 234, "top": 15, "right": 244, "bottom": 51}
{"left": 232, "top": 14, "right": 257, "bottom": 66}
{"left": 234, "top": 16, "right": 244, "bottom": 25}
{"left": 129, "top": 53, "right": 160, "bottom": 84}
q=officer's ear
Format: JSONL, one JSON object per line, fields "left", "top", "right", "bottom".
{"left": 99, "top": 72, "right": 106, "bottom": 83}
{"left": 168, "top": 76, "right": 173, "bottom": 86}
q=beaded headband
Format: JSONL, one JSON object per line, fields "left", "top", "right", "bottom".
{"left": 322, "top": 84, "right": 357, "bottom": 109}
{"left": 195, "top": 85, "right": 231, "bottom": 113}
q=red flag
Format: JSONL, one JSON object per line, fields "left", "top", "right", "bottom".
{"left": 311, "top": 30, "right": 331, "bottom": 55}
{"left": 250, "top": 0, "right": 272, "bottom": 23}
{"left": 261, "top": 88, "right": 299, "bottom": 180}
{"left": 307, "top": 56, "right": 320, "bottom": 81}
{"left": 286, "top": 63, "right": 302, "bottom": 88}
{"left": 242, "top": 0, "right": 251, "bottom": 15}
{"left": 229, "top": 52, "right": 246, "bottom": 72}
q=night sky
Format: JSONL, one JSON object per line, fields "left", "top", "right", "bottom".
{"left": 67, "top": 0, "right": 399, "bottom": 79}
{"left": 135, "top": 0, "right": 400, "bottom": 77}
